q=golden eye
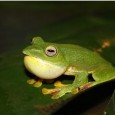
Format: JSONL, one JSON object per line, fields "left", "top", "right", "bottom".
{"left": 45, "top": 46, "right": 57, "bottom": 56}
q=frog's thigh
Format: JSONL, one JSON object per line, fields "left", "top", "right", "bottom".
{"left": 91, "top": 68, "right": 115, "bottom": 86}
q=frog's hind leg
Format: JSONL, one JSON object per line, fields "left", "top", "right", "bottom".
{"left": 86, "top": 67, "right": 115, "bottom": 88}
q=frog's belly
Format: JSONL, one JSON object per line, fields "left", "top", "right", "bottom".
{"left": 24, "top": 56, "right": 66, "bottom": 79}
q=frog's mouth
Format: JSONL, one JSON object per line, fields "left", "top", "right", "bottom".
{"left": 24, "top": 56, "right": 67, "bottom": 79}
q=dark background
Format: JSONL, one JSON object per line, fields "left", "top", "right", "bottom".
{"left": 1, "top": 2, "right": 115, "bottom": 54}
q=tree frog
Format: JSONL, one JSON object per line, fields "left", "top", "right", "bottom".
{"left": 23, "top": 36, "right": 115, "bottom": 99}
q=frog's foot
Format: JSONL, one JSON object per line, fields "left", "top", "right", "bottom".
{"left": 54, "top": 81, "right": 79, "bottom": 95}
{"left": 52, "top": 84, "right": 79, "bottom": 99}
{"left": 27, "top": 79, "right": 43, "bottom": 87}
{"left": 42, "top": 81, "right": 67, "bottom": 99}
{"left": 33, "top": 80, "right": 43, "bottom": 87}
{"left": 54, "top": 81, "right": 68, "bottom": 88}
{"left": 42, "top": 87, "right": 61, "bottom": 96}
{"left": 27, "top": 79, "right": 36, "bottom": 85}
{"left": 42, "top": 83, "right": 79, "bottom": 99}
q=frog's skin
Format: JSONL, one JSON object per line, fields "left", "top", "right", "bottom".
{"left": 23, "top": 36, "right": 115, "bottom": 99}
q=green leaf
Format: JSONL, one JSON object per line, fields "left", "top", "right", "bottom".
{"left": 105, "top": 90, "right": 115, "bottom": 115}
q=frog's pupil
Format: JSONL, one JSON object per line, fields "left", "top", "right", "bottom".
{"left": 48, "top": 49, "right": 55, "bottom": 52}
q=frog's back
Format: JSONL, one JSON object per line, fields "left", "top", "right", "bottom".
{"left": 57, "top": 43, "right": 112, "bottom": 70}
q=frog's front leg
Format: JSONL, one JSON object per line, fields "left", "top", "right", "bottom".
{"left": 52, "top": 71, "right": 88, "bottom": 99}
{"left": 42, "top": 81, "right": 69, "bottom": 97}
{"left": 43, "top": 71, "right": 89, "bottom": 99}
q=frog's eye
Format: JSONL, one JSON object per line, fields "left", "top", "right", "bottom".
{"left": 45, "top": 46, "right": 57, "bottom": 56}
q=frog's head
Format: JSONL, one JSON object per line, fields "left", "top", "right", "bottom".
{"left": 23, "top": 37, "right": 68, "bottom": 79}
